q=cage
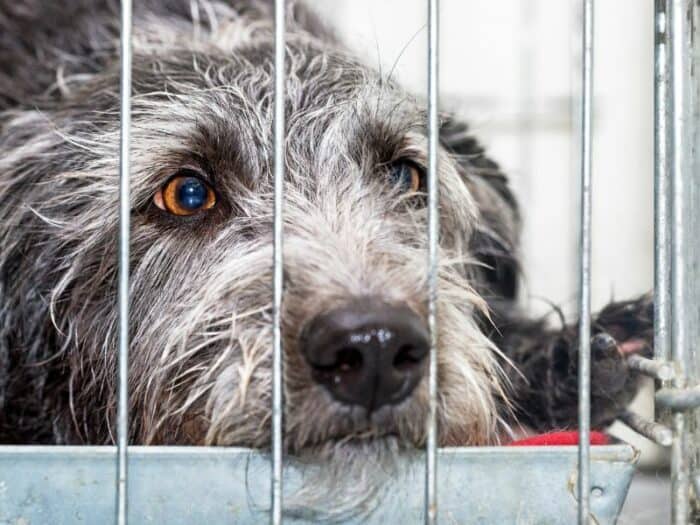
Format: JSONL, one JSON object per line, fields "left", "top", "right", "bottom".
{"left": 0, "top": 1, "right": 698, "bottom": 524}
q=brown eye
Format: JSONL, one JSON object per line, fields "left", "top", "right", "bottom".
{"left": 388, "top": 161, "right": 423, "bottom": 194}
{"left": 154, "top": 171, "right": 216, "bottom": 216}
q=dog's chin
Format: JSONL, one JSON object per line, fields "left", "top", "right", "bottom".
{"left": 289, "top": 412, "right": 426, "bottom": 463}
{"left": 295, "top": 432, "right": 408, "bottom": 462}
{"left": 286, "top": 394, "right": 428, "bottom": 454}
{"left": 284, "top": 435, "right": 409, "bottom": 522}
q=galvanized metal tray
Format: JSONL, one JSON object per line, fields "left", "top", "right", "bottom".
{"left": 0, "top": 444, "right": 637, "bottom": 524}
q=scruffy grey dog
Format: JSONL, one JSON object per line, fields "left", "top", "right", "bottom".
{"left": 0, "top": 0, "right": 652, "bottom": 519}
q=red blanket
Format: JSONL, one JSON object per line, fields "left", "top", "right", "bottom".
{"left": 508, "top": 431, "right": 610, "bottom": 447}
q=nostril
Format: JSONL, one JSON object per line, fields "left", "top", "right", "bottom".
{"left": 313, "top": 346, "right": 364, "bottom": 374}
{"left": 335, "top": 347, "right": 364, "bottom": 373}
{"left": 393, "top": 344, "right": 425, "bottom": 370}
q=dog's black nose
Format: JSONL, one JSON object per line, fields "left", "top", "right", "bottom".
{"left": 300, "top": 299, "right": 429, "bottom": 411}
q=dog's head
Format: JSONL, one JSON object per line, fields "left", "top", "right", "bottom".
{"left": 0, "top": 1, "right": 519, "bottom": 471}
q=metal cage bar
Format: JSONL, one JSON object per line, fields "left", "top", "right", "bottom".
{"left": 271, "top": 0, "right": 286, "bottom": 523}
{"left": 668, "top": 1, "right": 694, "bottom": 523}
{"left": 577, "top": 0, "right": 594, "bottom": 523}
{"left": 425, "top": 0, "right": 440, "bottom": 523}
{"left": 654, "top": 0, "right": 672, "bottom": 370}
{"left": 117, "top": 1, "right": 133, "bottom": 524}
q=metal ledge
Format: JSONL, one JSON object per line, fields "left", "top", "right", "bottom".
{"left": 0, "top": 445, "right": 638, "bottom": 524}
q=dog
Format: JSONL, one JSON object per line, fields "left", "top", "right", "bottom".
{"left": 0, "top": 0, "right": 652, "bottom": 518}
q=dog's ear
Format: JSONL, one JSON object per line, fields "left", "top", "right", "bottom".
{"left": 440, "top": 117, "right": 521, "bottom": 300}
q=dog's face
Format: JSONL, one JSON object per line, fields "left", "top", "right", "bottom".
{"left": 0, "top": 2, "right": 508, "bottom": 463}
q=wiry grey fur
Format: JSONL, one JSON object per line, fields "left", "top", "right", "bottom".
{"left": 0, "top": 0, "right": 652, "bottom": 519}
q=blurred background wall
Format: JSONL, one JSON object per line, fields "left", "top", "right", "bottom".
{"left": 313, "top": 1, "right": 666, "bottom": 522}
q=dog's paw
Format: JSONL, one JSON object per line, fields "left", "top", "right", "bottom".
{"left": 593, "top": 294, "right": 654, "bottom": 357}
{"left": 587, "top": 332, "right": 641, "bottom": 426}
{"left": 591, "top": 295, "right": 654, "bottom": 426}
{"left": 551, "top": 296, "right": 653, "bottom": 428}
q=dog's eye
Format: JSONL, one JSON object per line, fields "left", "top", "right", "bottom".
{"left": 154, "top": 171, "right": 216, "bottom": 216}
{"left": 388, "top": 161, "right": 423, "bottom": 194}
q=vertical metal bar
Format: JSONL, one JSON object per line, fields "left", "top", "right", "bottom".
{"left": 576, "top": 0, "right": 594, "bottom": 523}
{"left": 425, "top": 0, "right": 439, "bottom": 524}
{"left": 653, "top": 3, "right": 679, "bottom": 518}
{"left": 271, "top": 0, "right": 285, "bottom": 523}
{"left": 117, "top": 0, "right": 133, "bottom": 524}
{"left": 654, "top": 0, "right": 672, "bottom": 369}
{"left": 669, "top": 1, "right": 692, "bottom": 522}
{"left": 693, "top": 4, "right": 700, "bottom": 520}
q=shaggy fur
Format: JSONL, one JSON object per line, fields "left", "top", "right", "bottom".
{"left": 0, "top": 0, "right": 652, "bottom": 518}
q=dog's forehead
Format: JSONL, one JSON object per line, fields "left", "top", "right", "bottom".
{"left": 124, "top": 41, "right": 425, "bottom": 180}
{"left": 135, "top": 40, "right": 419, "bottom": 121}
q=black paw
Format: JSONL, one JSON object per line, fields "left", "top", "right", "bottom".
{"left": 593, "top": 295, "right": 653, "bottom": 357}
{"left": 588, "top": 331, "right": 639, "bottom": 427}
{"left": 551, "top": 295, "right": 653, "bottom": 429}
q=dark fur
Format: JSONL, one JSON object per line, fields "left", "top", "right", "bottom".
{"left": 0, "top": 0, "right": 651, "bottom": 450}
